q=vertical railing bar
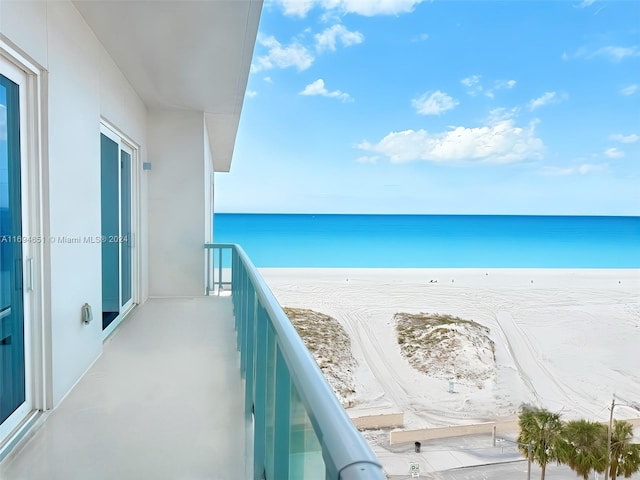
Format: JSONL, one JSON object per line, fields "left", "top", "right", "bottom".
{"left": 264, "top": 324, "right": 277, "bottom": 480}
{"left": 273, "top": 345, "right": 291, "bottom": 480}
{"left": 237, "top": 257, "right": 243, "bottom": 349}
{"left": 244, "top": 287, "right": 256, "bottom": 415}
{"left": 205, "top": 246, "right": 210, "bottom": 295}
{"left": 218, "top": 246, "right": 223, "bottom": 295}
{"left": 228, "top": 246, "right": 232, "bottom": 291}
{"left": 254, "top": 306, "right": 267, "bottom": 480}
{"left": 242, "top": 271, "right": 249, "bottom": 357}
{"left": 240, "top": 270, "right": 248, "bottom": 369}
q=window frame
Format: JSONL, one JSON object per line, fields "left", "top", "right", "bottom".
{"left": 0, "top": 40, "right": 46, "bottom": 453}
{"left": 100, "top": 121, "right": 140, "bottom": 339}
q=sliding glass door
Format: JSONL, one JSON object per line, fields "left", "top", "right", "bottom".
{"left": 101, "top": 126, "right": 134, "bottom": 332}
{"left": 0, "top": 67, "right": 28, "bottom": 439}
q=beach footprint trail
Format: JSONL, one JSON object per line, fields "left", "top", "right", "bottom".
{"left": 495, "top": 311, "right": 591, "bottom": 416}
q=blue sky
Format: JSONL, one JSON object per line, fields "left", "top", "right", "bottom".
{"left": 216, "top": 0, "right": 640, "bottom": 215}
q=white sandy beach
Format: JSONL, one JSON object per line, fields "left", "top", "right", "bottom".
{"left": 260, "top": 268, "right": 640, "bottom": 474}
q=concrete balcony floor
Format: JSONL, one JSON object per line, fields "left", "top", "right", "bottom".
{"left": 0, "top": 297, "right": 248, "bottom": 480}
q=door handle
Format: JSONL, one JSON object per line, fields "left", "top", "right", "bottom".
{"left": 26, "top": 257, "right": 34, "bottom": 291}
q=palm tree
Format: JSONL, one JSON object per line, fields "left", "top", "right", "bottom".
{"left": 609, "top": 419, "right": 640, "bottom": 479}
{"left": 559, "top": 419, "right": 608, "bottom": 480}
{"left": 517, "top": 405, "right": 564, "bottom": 480}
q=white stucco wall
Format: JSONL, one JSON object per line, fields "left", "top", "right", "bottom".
{"left": 0, "top": 1, "right": 49, "bottom": 68}
{"left": 147, "top": 110, "right": 207, "bottom": 297}
{"left": 1, "top": 0, "right": 148, "bottom": 406}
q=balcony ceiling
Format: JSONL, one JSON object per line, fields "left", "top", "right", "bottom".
{"left": 73, "top": 0, "right": 262, "bottom": 172}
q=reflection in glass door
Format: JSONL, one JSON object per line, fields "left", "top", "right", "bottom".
{"left": 101, "top": 128, "right": 133, "bottom": 332}
{"left": 0, "top": 73, "right": 25, "bottom": 432}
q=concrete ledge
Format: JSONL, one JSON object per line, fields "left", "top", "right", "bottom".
{"left": 389, "top": 417, "right": 640, "bottom": 445}
{"left": 390, "top": 420, "right": 519, "bottom": 445}
{"left": 351, "top": 413, "right": 404, "bottom": 430}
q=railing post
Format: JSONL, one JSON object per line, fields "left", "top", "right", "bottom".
{"left": 218, "top": 246, "right": 223, "bottom": 294}
{"left": 205, "top": 246, "right": 211, "bottom": 295}
{"left": 236, "top": 257, "right": 245, "bottom": 352}
{"left": 273, "top": 346, "right": 291, "bottom": 480}
{"left": 254, "top": 305, "right": 268, "bottom": 479}
{"left": 244, "top": 289, "right": 256, "bottom": 415}
{"left": 231, "top": 249, "right": 238, "bottom": 314}
{"left": 241, "top": 279, "right": 254, "bottom": 372}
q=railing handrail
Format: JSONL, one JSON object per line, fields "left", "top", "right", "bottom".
{"left": 205, "top": 243, "right": 235, "bottom": 249}
{"left": 205, "top": 243, "right": 385, "bottom": 479}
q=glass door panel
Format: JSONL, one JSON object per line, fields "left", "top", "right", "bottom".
{"left": 101, "top": 129, "right": 134, "bottom": 331}
{"left": 0, "top": 74, "right": 25, "bottom": 426}
{"left": 100, "top": 133, "right": 119, "bottom": 329}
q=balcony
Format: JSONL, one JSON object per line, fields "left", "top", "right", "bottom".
{"left": 0, "top": 245, "right": 384, "bottom": 479}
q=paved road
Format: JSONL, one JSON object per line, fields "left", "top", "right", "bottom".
{"left": 389, "top": 461, "right": 640, "bottom": 480}
{"left": 378, "top": 432, "right": 640, "bottom": 480}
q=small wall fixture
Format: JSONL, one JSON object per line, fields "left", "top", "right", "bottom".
{"left": 143, "top": 162, "right": 152, "bottom": 170}
{"left": 81, "top": 303, "right": 93, "bottom": 324}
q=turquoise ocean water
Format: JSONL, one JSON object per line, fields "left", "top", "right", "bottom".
{"left": 213, "top": 214, "right": 640, "bottom": 268}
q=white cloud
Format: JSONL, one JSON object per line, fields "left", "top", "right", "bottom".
{"left": 272, "top": 0, "right": 317, "bottom": 17}
{"left": 486, "top": 79, "right": 517, "bottom": 98}
{"left": 590, "top": 46, "right": 640, "bottom": 62}
{"left": 610, "top": 133, "right": 639, "bottom": 144}
{"left": 460, "top": 75, "right": 482, "bottom": 88}
{"left": 245, "top": 90, "right": 257, "bottom": 99}
{"left": 528, "top": 91, "right": 567, "bottom": 110}
{"left": 460, "top": 76, "right": 516, "bottom": 98}
{"left": 412, "top": 90, "right": 459, "bottom": 115}
{"left": 542, "top": 163, "right": 607, "bottom": 176}
{"left": 461, "top": 75, "right": 484, "bottom": 96}
{"left": 411, "top": 33, "right": 429, "bottom": 42}
{"left": 315, "top": 25, "right": 364, "bottom": 52}
{"left": 264, "top": 76, "right": 273, "bottom": 83}
{"left": 251, "top": 35, "right": 314, "bottom": 72}
{"left": 339, "top": 0, "right": 425, "bottom": 16}
{"left": 620, "top": 84, "right": 638, "bottom": 96}
{"left": 494, "top": 80, "right": 518, "bottom": 89}
{"left": 272, "top": 0, "right": 425, "bottom": 17}
{"left": 568, "top": 45, "right": 640, "bottom": 62}
{"left": 576, "top": 0, "right": 596, "bottom": 8}
{"left": 577, "top": 163, "right": 605, "bottom": 174}
{"left": 604, "top": 147, "right": 625, "bottom": 158}
{"left": 461, "top": 75, "right": 481, "bottom": 88}
{"left": 485, "top": 107, "right": 520, "bottom": 124}
{"left": 300, "top": 79, "right": 353, "bottom": 102}
{"left": 356, "top": 119, "right": 544, "bottom": 164}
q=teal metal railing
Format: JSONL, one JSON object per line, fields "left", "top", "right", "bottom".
{"left": 204, "top": 242, "right": 233, "bottom": 295}
{"left": 204, "top": 244, "right": 386, "bottom": 480}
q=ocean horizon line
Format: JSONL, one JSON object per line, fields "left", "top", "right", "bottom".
{"left": 216, "top": 212, "right": 640, "bottom": 218}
